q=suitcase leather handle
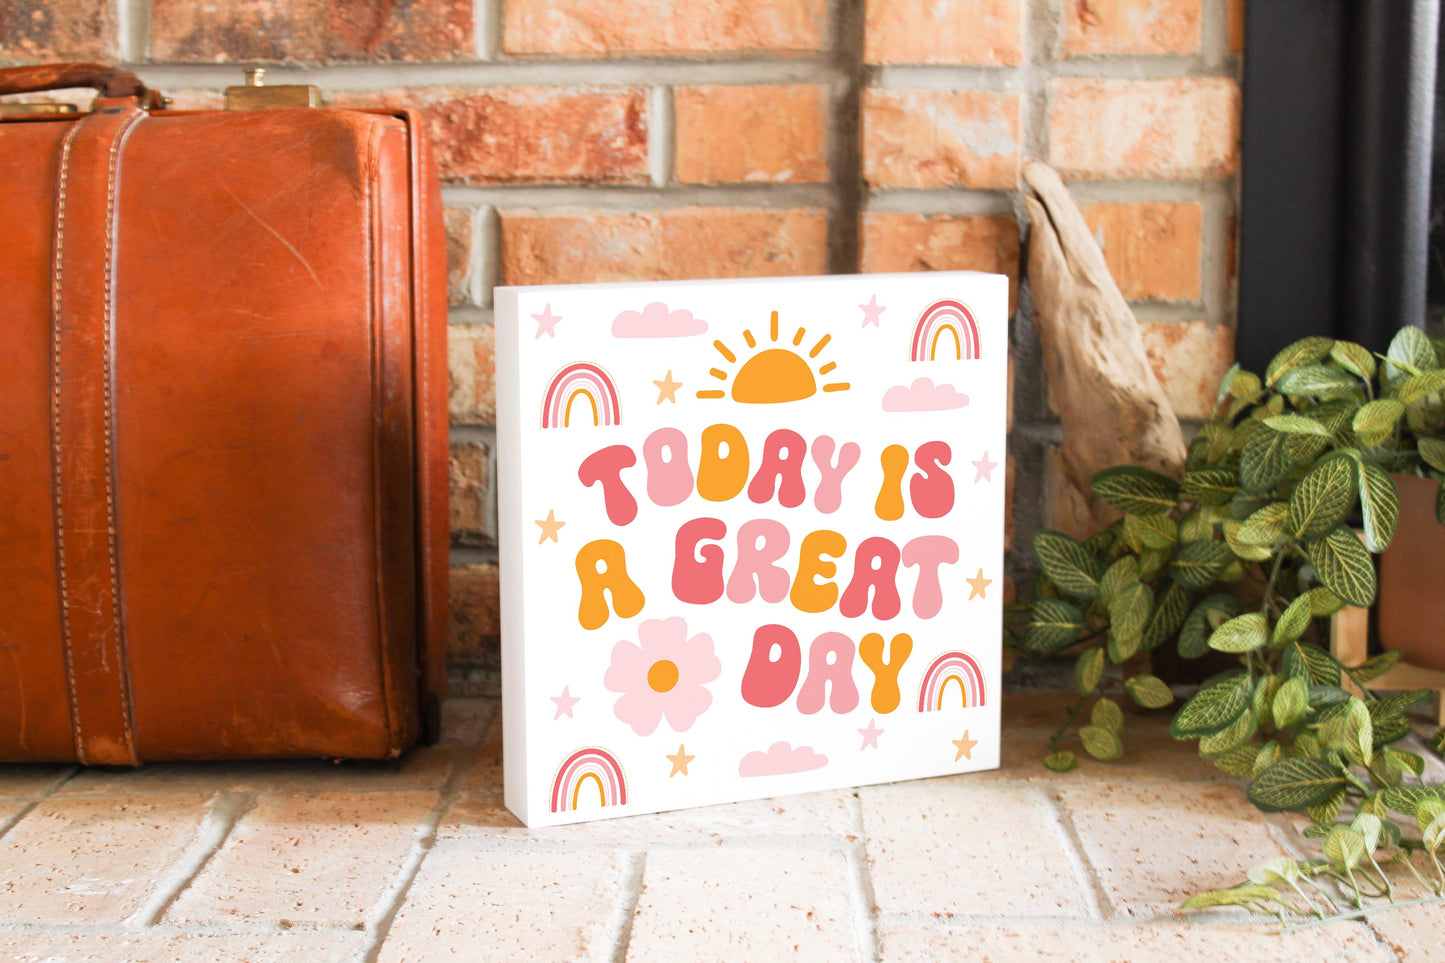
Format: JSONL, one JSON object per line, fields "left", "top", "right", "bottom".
{"left": 0, "top": 63, "right": 162, "bottom": 107}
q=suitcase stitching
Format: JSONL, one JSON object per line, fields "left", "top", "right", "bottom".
{"left": 50, "top": 119, "right": 87, "bottom": 764}
{"left": 100, "top": 110, "right": 147, "bottom": 763}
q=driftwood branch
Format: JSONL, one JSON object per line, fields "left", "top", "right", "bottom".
{"left": 1022, "top": 160, "right": 1186, "bottom": 529}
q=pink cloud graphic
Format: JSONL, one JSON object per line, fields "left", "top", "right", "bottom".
{"left": 882, "top": 377, "right": 969, "bottom": 412}
{"left": 611, "top": 302, "right": 708, "bottom": 339}
{"left": 738, "top": 742, "right": 829, "bottom": 777}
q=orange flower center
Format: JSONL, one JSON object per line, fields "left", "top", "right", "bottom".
{"left": 647, "top": 659, "right": 680, "bottom": 693}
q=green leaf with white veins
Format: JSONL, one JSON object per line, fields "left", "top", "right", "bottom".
{"left": 1237, "top": 502, "right": 1289, "bottom": 545}
{"left": 1092, "top": 696, "right": 1124, "bottom": 733}
{"left": 1324, "top": 826, "right": 1366, "bottom": 871}
{"left": 1383, "top": 787, "right": 1444, "bottom": 817}
{"left": 1359, "top": 793, "right": 1389, "bottom": 819}
{"left": 1365, "top": 689, "right": 1432, "bottom": 723}
{"left": 1307, "top": 686, "right": 1350, "bottom": 709}
{"left": 1213, "top": 742, "right": 1262, "bottom": 777}
{"left": 1086, "top": 462, "right": 1179, "bottom": 514}
{"left": 1253, "top": 674, "right": 1280, "bottom": 725}
{"left": 1025, "top": 599, "right": 1085, "bottom": 654}
{"left": 1352, "top": 399, "right": 1405, "bottom": 447}
{"left": 1033, "top": 531, "right": 1102, "bottom": 601}
{"left": 1373, "top": 715, "right": 1413, "bottom": 748}
{"left": 1272, "top": 676, "right": 1309, "bottom": 729}
{"left": 1180, "top": 467, "right": 1238, "bottom": 506}
{"left": 1398, "top": 369, "right": 1445, "bottom": 403}
{"left": 1278, "top": 365, "right": 1361, "bottom": 398}
{"left": 1419, "top": 437, "right": 1445, "bottom": 474}
{"left": 1172, "top": 675, "right": 1251, "bottom": 738}
{"left": 1079, "top": 724, "right": 1124, "bottom": 761}
{"left": 1090, "top": 465, "right": 1180, "bottom": 516}
{"left": 1171, "top": 539, "right": 1233, "bottom": 589}
{"left": 1224, "top": 522, "right": 1273, "bottom": 561}
{"left": 1180, "top": 884, "right": 1281, "bottom": 912}
{"left": 1330, "top": 340, "right": 1377, "bottom": 380}
{"left": 1344, "top": 698, "right": 1373, "bottom": 767}
{"left": 1107, "top": 582, "right": 1152, "bottom": 655}
{"left": 1125, "top": 674, "right": 1174, "bottom": 709}
{"left": 1306, "top": 586, "right": 1346, "bottom": 617}
{"left": 1415, "top": 798, "right": 1445, "bottom": 834}
{"left": 1209, "top": 612, "right": 1269, "bottom": 653}
{"left": 1124, "top": 513, "right": 1178, "bottom": 550}
{"left": 1288, "top": 454, "right": 1357, "bottom": 542}
{"left": 1240, "top": 428, "right": 1330, "bottom": 492}
{"left": 1307, "top": 527, "right": 1377, "bottom": 607}
{"left": 1281, "top": 640, "right": 1344, "bottom": 686}
{"left": 1358, "top": 462, "right": 1400, "bottom": 552}
{"left": 1178, "top": 505, "right": 1220, "bottom": 543}
{"left": 1200, "top": 707, "right": 1256, "bottom": 756}
{"left": 1251, "top": 741, "right": 1281, "bottom": 777}
{"left": 1425, "top": 814, "right": 1445, "bottom": 854}
{"left": 1248, "top": 857, "right": 1302, "bottom": 888}
{"left": 1098, "top": 556, "right": 1140, "bottom": 608}
{"left": 1265, "top": 414, "right": 1331, "bottom": 436}
{"left": 1308, "top": 400, "right": 1358, "bottom": 436}
{"left": 1308, "top": 788, "right": 1347, "bottom": 826}
{"left": 1230, "top": 366, "right": 1264, "bottom": 401}
{"left": 1350, "top": 812, "right": 1383, "bottom": 853}
{"left": 1384, "top": 747, "right": 1425, "bottom": 779}
{"left": 1271, "top": 594, "right": 1314, "bottom": 648}
{"left": 1075, "top": 647, "right": 1105, "bottom": 695}
{"left": 1045, "top": 750, "right": 1077, "bottom": 773}
{"left": 1387, "top": 325, "right": 1438, "bottom": 378}
{"left": 1179, "top": 595, "right": 1241, "bottom": 659}
{"left": 1142, "top": 583, "right": 1191, "bottom": 651}
{"left": 1249, "top": 757, "right": 1350, "bottom": 811}
{"left": 1266, "top": 336, "right": 1335, "bottom": 386}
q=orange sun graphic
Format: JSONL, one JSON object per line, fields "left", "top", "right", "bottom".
{"left": 697, "top": 311, "right": 850, "bottom": 404}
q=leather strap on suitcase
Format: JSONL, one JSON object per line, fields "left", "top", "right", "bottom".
{"left": 52, "top": 102, "right": 149, "bottom": 765}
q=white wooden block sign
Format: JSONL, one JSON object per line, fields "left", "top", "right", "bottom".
{"left": 496, "top": 271, "right": 1007, "bottom": 827}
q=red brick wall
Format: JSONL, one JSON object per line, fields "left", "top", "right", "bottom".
{"left": 2, "top": 0, "right": 1243, "bottom": 692}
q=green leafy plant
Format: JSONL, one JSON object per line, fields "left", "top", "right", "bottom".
{"left": 1011, "top": 328, "right": 1445, "bottom": 924}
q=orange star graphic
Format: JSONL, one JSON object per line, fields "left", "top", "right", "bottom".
{"left": 953, "top": 731, "right": 979, "bottom": 761}
{"left": 667, "top": 744, "right": 695, "bottom": 777}
{"left": 534, "top": 510, "right": 565, "bottom": 544}
{"left": 654, "top": 370, "right": 682, "bottom": 404}
{"left": 966, "top": 568, "right": 992, "bottom": 600}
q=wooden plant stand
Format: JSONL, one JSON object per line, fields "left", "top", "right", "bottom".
{"left": 1331, "top": 605, "right": 1445, "bottom": 725}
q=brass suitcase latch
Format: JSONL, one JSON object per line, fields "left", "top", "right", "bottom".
{"left": 224, "top": 68, "right": 320, "bottom": 110}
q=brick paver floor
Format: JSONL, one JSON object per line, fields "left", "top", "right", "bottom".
{"left": 0, "top": 694, "right": 1434, "bottom": 961}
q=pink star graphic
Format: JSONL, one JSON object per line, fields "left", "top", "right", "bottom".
{"left": 859, "top": 294, "right": 886, "bottom": 328}
{"left": 550, "top": 686, "right": 579, "bottom": 719}
{"left": 532, "top": 303, "right": 562, "bottom": 339}
{"left": 972, "top": 451, "right": 998, "bottom": 482}
{"left": 858, "top": 718, "right": 884, "bottom": 750}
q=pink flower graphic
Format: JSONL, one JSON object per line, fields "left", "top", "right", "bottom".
{"left": 604, "top": 617, "right": 721, "bottom": 736}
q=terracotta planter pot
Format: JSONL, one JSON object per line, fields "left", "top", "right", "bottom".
{"left": 1375, "top": 473, "right": 1445, "bottom": 671}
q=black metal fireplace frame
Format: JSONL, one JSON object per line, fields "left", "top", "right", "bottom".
{"left": 1236, "top": 0, "right": 1439, "bottom": 370}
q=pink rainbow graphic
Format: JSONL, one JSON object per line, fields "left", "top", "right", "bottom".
{"left": 550, "top": 746, "right": 628, "bottom": 814}
{"left": 909, "top": 299, "right": 981, "bottom": 361}
{"left": 916, "top": 650, "right": 987, "bottom": 711}
{"left": 540, "top": 362, "right": 622, "bottom": 428}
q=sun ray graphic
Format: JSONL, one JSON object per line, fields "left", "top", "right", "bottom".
{"left": 698, "top": 311, "right": 850, "bottom": 403}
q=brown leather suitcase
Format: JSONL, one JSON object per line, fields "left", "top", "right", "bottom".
{"left": 0, "top": 64, "right": 449, "bottom": 764}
